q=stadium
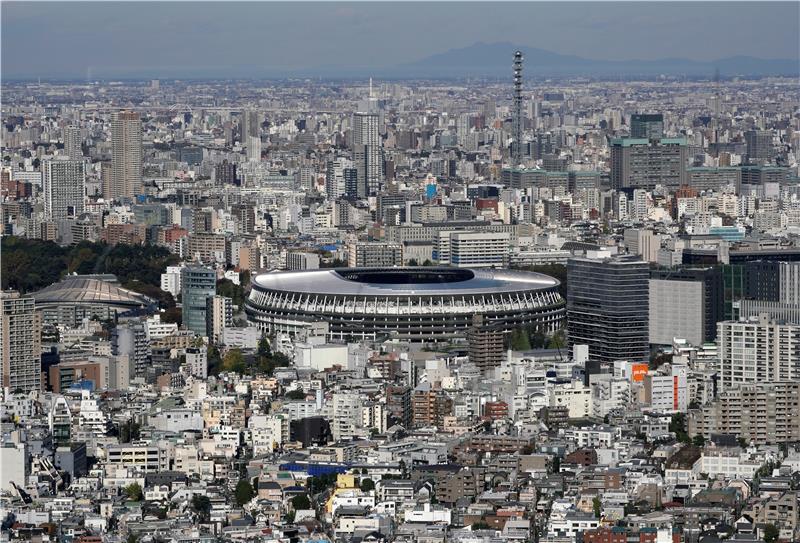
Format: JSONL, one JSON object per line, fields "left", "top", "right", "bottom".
{"left": 245, "top": 267, "right": 565, "bottom": 342}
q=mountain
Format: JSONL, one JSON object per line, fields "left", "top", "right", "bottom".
{"left": 398, "top": 41, "right": 799, "bottom": 78}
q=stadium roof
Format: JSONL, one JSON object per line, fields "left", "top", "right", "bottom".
{"left": 32, "top": 275, "right": 155, "bottom": 308}
{"left": 252, "top": 267, "right": 559, "bottom": 297}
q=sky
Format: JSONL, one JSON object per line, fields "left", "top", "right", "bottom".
{"left": 2, "top": 1, "right": 798, "bottom": 80}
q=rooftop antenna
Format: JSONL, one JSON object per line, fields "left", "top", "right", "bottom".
{"left": 369, "top": 77, "right": 373, "bottom": 99}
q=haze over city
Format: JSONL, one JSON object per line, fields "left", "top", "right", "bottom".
{"left": 1, "top": 2, "right": 800, "bottom": 543}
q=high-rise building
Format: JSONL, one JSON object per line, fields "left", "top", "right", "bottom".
{"left": 240, "top": 109, "right": 260, "bottom": 141}
{"left": 468, "top": 314, "right": 505, "bottom": 374}
{"left": 779, "top": 262, "right": 800, "bottom": 304}
{"left": 567, "top": 256, "right": 650, "bottom": 364}
{"left": 214, "top": 160, "right": 237, "bottom": 186}
{"left": 109, "top": 111, "right": 142, "bottom": 200}
{"left": 206, "top": 295, "right": 233, "bottom": 344}
{"left": 511, "top": 51, "right": 524, "bottom": 166}
{"left": 629, "top": 113, "right": 664, "bottom": 140}
{"left": 185, "top": 347, "right": 208, "bottom": 379}
{"left": 352, "top": 111, "right": 382, "bottom": 196}
{"left": 610, "top": 137, "right": 687, "bottom": 189}
{"left": 744, "top": 130, "right": 773, "bottom": 164}
{"left": 1, "top": 291, "right": 42, "bottom": 393}
{"left": 326, "top": 158, "right": 350, "bottom": 200}
{"left": 181, "top": 266, "right": 217, "bottom": 336}
{"left": 111, "top": 321, "right": 150, "bottom": 379}
{"left": 649, "top": 267, "right": 723, "bottom": 346}
{"left": 716, "top": 314, "right": 800, "bottom": 392}
{"left": 286, "top": 251, "right": 320, "bottom": 271}
{"left": 447, "top": 232, "right": 510, "bottom": 268}
{"left": 247, "top": 135, "right": 262, "bottom": 162}
{"left": 386, "top": 385, "right": 412, "bottom": 428}
{"left": 63, "top": 126, "right": 83, "bottom": 160}
{"left": 43, "top": 159, "right": 85, "bottom": 220}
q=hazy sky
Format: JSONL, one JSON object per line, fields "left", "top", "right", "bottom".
{"left": 2, "top": 2, "right": 798, "bottom": 79}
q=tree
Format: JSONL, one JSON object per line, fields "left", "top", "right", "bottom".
{"left": 669, "top": 413, "right": 690, "bottom": 443}
{"left": 422, "top": 259, "right": 433, "bottom": 266}
{"left": 471, "top": 521, "right": 491, "bottom": 530}
{"left": 222, "top": 349, "right": 247, "bottom": 374}
{"left": 360, "top": 478, "right": 375, "bottom": 492}
{"left": 692, "top": 434, "right": 706, "bottom": 447}
{"left": 216, "top": 278, "right": 245, "bottom": 307}
{"left": 258, "top": 334, "right": 271, "bottom": 358}
{"left": 285, "top": 388, "right": 306, "bottom": 400}
{"left": 124, "top": 482, "right": 143, "bottom": 502}
{"left": 407, "top": 259, "right": 419, "bottom": 266}
{"left": 763, "top": 523, "right": 779, "bottom": 543}
{"left": 592, "top": 496, "right": 602, "bottom": 518}
{"left": 546, "top": 330, "right": 566, "bottom": 350}
{"left": 509, "top": 328, "right": 531, "bottom": 351}
{"left": 291, "top": 494, "right": 311, "bottom": 510}
{"left": 191, "top": 495, "right": 211, "bottom": 522}
{"left": 234, "top": 479, "right": 255, "bottom": 506}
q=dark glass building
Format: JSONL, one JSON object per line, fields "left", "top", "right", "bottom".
{"left": 567, "top": 256, "right": 650, "bottom": 363}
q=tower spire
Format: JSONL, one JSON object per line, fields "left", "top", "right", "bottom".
{"left": 512, "top": 51, "right": 524, "bottom": 167}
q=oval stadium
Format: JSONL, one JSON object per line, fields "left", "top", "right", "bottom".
{"left": 245, "top": 267, "right": 565, "bottom": 342}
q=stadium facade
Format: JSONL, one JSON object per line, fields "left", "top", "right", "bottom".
{"left": 245, "top": 267, "right": 565, "bottom": 342}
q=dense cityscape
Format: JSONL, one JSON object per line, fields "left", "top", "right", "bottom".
{"left": 2, "top": 3, "right": 800, "bottom": 543}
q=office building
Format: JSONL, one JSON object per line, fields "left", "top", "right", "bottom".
{"left": 1, "top": 291, "right": 42, "bottom": 393}
{"left": 448, "top": 231, "right": 510, "bottom": 268}
{"left": 108, "top": 111, "right": 142, "bottom": 200}
{"left": 567, "top": 256, "right": 650, "bottom": 364}
{"left": 716, "top": 314, "right": 800, "bottom": 392}
{"left": 240, "top": 109, "right": 260, "bottom": 140}
{"left": 689, "top": 381, "right": 800, "bottom": 445}
{"left": 63, "top": 126, "right": 82, "bottom": 160}
{"left": 286, "top": 251, "right": 320, "bottom": 271}
{"left": 643, "top": 364, "right": 688, "bottom": 412}
{"left": 649, "top": 267, "right": 723, "bottom": 346}
{"left": 630, "top": 113, "right": 664, "bottom": 139}
{"left": 43, "top": 159, "right": 85, "bottom": 220}
{"left": 610, "top": 137, "right": 687, "bottom": 189}
{"left": 624, "top": 228, "right": 660, "bottom": 263}
{"left": 353, "top": 111, "right": 382, "bottom": 196}
{"left": 247, "top": 135, "right": 261, "bottom": 162}
{"left": 347, "top": 242, "right": 403, "bottom": 268}
{"left": 687, "top": 167, "right": 741, "bottom": 192}
{"left": 779, "top": 262, "right": 800, "bottom": 304}
{"left": 206, "top": 295, "right": 233, "bottom": 344}
{"left": 182, "top": 266, "right": 217, "bottom": 336}
{"left": 744, "top": 130, "right": 773, "bottom": 164}
{"left": 214, "top": 160, "right": 237, "bottom": 186}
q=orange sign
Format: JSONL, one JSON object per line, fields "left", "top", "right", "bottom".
{"left": 631, "top": 363, "right": 649, "bottom": 382}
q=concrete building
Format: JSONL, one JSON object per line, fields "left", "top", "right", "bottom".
{"left": 286, "top": 251, "right": 320, "bottom": 271}
{"left": 347, "top": 242, "right": 402, "bottom": 268}
{"left": 644, "top": 364, "right": 688, "bottom": 412}
{"left": 610, "top": 137, "right": 687, "bottom": 189}
{"left": 630, "top": 113, "right": 664, "bottom": 139}
{"left": 160, "top": 265, "right": 184, "bottom": 298}
{"left": 1, "top": 291, "right": 42, "bottom": 393}
{"left": 185, "top": 347, "right": 208, "bottom": 379}
{"left": 63, "top": 126, "right": 83, "bottom": 160}
{"left": 353, "top": 111, "right": 382, "bottom": 196}
{"left": 468, "top": 314, "right": 505, "bottom": 373}
{"left": 181, "top": 266, "right": 216, "bottom": 336}
{"left": 567, "top": 256, "right": 650, "bottom": 364}
{"left": 624, "top": 228, "right": 660, "bottom": 263}
{"left": 111, "top": 321, "right": 150, "bottom": 379}
{"left": 716, "top": 314, "right": 800, "bottom": 392}
{"left": 206, "top": 295, "right": 233, "bottom": 344}
{"left": 448, "top": 231, "right": 510, "bottom": 268}
{"left": 108, "top": 111, "right": 142, "bottom": 200}
{"left": 43, "top": 159, "right": 85, "bottom": 220}
{"left": 689, "top": 381, "right": 800, "bottom": 444}
{"left": 649, "top": 280, "right": 704, "bottom": 346}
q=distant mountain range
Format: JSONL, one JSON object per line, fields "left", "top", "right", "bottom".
{"left": 394, "top": 41, "right": 799, "bottom": 78}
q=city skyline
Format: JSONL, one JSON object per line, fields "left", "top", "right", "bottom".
{"left": 2, "top": 1, "right": 799, "bottom": 80}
